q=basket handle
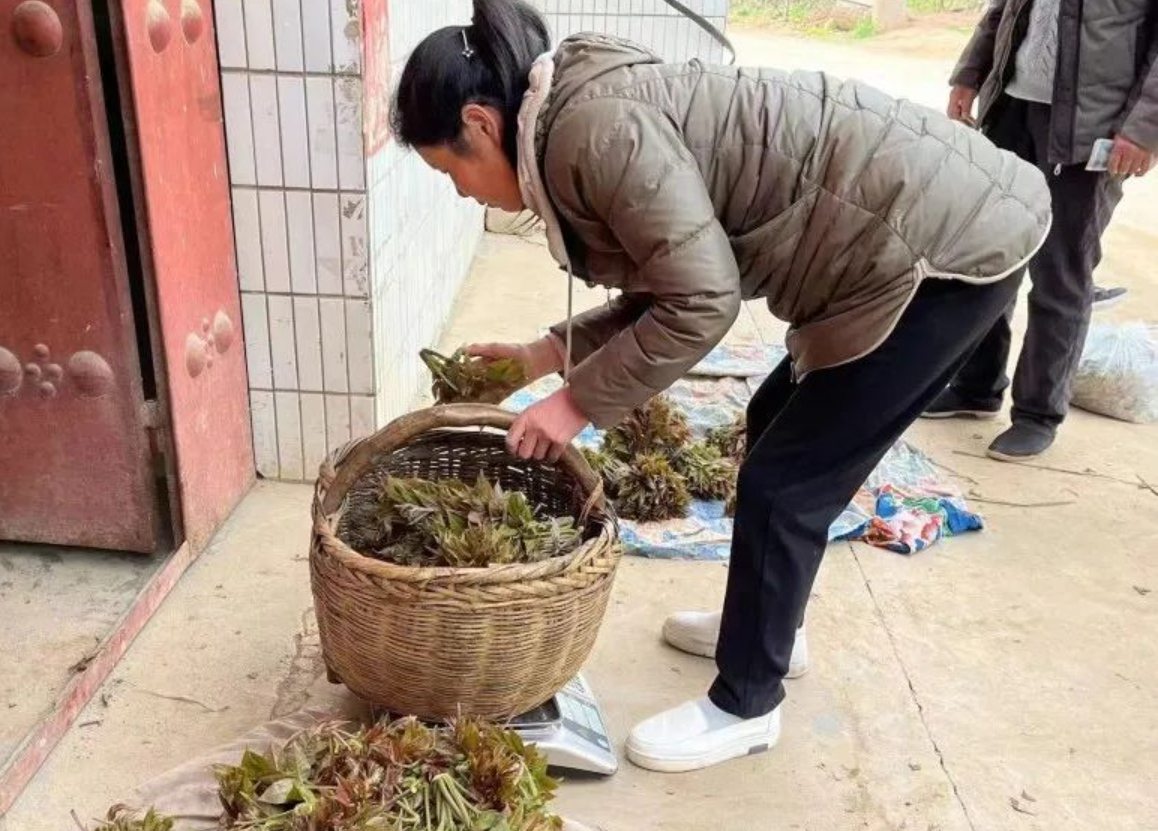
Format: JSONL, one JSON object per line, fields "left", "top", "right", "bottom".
{"left": 320, "top": 403, "right": 604, "bottom": 515}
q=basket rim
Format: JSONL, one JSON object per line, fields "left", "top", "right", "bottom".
{"left": 313, "top": 515, "right": 617, "bottom": 586}
{"left": 311, "top": 404, "right": 618, "bottom": 587}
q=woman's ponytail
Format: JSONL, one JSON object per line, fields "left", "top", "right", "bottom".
{"left": 471, "top": 0, "right": 550, "bottom": 103}
{"left": 392, "top": 0, "right": 550, "bottom": 164}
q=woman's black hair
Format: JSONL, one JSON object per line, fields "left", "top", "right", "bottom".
{"left": 391, "top": 0, "right": 550, "bottom": 165}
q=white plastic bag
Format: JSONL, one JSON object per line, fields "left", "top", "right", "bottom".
{"left": 1072, "top": 321, "right": 1158, "bottom": 424}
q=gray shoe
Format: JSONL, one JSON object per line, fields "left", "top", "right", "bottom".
{"left": 987, "top": 422, "right": 1056, "bottom": 462}
{"left": 922, "top": 387, "right": 1002, "bottom": 420}
{"left": 1092, "top": 285, "right": 1127, "bottom": 311}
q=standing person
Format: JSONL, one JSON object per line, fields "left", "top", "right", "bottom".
{"left": 926, "top": 0, "right": 1158, "bottom": 459}
{"left": 392, "top": 0, "right": 1051, "bottom": 772}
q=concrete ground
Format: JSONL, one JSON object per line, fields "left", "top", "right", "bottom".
{"left": 6, "top": 24, "right": 1158, "bottom": 831}
{"left": 0, "top": 546, "right": 159, "bottom": 765}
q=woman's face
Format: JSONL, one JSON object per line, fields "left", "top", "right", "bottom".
{"left": 417, "top": 104, "right": 525, "bottom": 213}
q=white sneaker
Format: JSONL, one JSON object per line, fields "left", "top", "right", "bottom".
{"left": 663, "top": 611, "right": 810, "bottom": 679}
{"left": 626, "top": 697, "right": 781, "bottom": 773}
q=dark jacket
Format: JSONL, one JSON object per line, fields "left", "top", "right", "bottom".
{"left": 526, "top": 36, "right": 1051, "bottom": 427}
{"left": 951, "top": 0, "right": 1158, "bottom": 164}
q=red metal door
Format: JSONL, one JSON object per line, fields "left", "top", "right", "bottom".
{"left": 111, "top": 0, "right": 253, "bottom": 550}
{"left": 0, "top": 0, "right": 161, "bottom": 552}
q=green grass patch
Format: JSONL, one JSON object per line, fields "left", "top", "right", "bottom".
{"left": 906, "top": 0, "right": 985, "bottom": 13}
{"left": 730, "top": 0, "right": 880, "bottom": 39}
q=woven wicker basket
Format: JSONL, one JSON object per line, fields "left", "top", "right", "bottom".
{"left": 310, "top": 404, "right": 620, "bottom": 721}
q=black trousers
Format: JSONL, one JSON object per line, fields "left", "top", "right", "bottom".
{"left": 951, "top": 98, "right": 1123, "bottom": 427}
{"left": 709, "top": 274, "right": 1021, "bottom": 719}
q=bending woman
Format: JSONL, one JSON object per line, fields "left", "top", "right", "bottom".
{"left": 392, "top": 0, "right": 1050, "bottom": 773}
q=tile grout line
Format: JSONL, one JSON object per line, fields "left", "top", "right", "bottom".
{"left": 358, "top": 5, "right": 377, "bottom": 430}
{"left": 240, "top": 0, "right": 279, "bottom": 478}
{"left": 222, "top": 0, "right": 259, "bottom": 467}
{"left": 322, "top": 0, "right": 351, "bottom": 454}
{"left": 327, "top": 5, "right": 354, "bottom": 413}
{"left": 848, "top": 542, "right": 980, "bottom": 831}
{"left": 218, "top": 68, "right": 359, "bottom": 80}
{"left": 269, "top": 0, "right": 294, "bottom": 478}
{"left": 235, "top": 0, "right": 249, "bottom": 71}
{"left": 280, "top": 25, "right": 312, "bottom": 478}
{"left": 299, "top": 0, "right": 329, "bottom": 464}
{"left": 231, "top": 183, "right": 368, "bottom": 196}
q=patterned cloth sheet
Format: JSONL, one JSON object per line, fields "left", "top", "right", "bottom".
{"left": 504, "top": 343, "right": 982, "bottom": 559}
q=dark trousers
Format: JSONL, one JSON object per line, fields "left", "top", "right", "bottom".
{"left": 709, "top": 275, "right": 1021, "bottom": 719}
{"left": 951, "top": 98, "right": 1123, "bottom": 427}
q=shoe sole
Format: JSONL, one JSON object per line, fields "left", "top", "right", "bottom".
{"left": 626, "top": 733, "right": 779, "bottom": 774}
{"left": 920, "top": 410, "right": 999, "bottom": 420}
{"left": 662, "top": 626, "right": 717, "bottom": 659}
{"left": 986, "top": 447, "right": 1045, "bottom": 463}
{"left": 664, "top": 628, "right": 809, "bottom": 679}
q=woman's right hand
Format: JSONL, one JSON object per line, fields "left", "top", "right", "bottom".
{"left": 466, "top": 336, "right": 564, "bottom": 383}
{"left": 947, "top": 85, "right": 978, "bottom": 126}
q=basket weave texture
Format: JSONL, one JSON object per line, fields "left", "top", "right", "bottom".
{"left": 310, "top": 404, "right": 621, "bottom": 720}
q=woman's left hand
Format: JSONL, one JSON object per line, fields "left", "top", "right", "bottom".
{"left": 507, "top": 386, "right": 589, "bottom": 463}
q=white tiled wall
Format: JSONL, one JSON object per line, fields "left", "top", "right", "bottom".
{"left": 219, "top": 0, "right": 727, "bottom": 481}
{"left": 217, "top": 0, "right": 376, "bottom": 481}
{"left": 218, "top": 0, "right": 482, "bottom": 481}
{"left": 368, "top": 142, "right": 483, "bottom": 427}
{"left": 531, "top": 0, "right": 729, "bottom": 63}
{"left": 365, "top": 0, "right": 484, "bottom": 450}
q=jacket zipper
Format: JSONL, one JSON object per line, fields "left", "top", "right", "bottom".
{"left": 1061, "top": 0, "right": 1083, "bottom": 164}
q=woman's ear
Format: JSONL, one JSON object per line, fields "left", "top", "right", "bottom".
{"left": 461, "top": 103, "right": 504, "bottom": 148}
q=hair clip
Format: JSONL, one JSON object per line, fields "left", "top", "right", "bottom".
{"left": 461, "top": 29, "right": 475, "bottom": 59}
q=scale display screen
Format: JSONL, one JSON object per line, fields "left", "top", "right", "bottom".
{"left": 509, "top": 674, "right": 618, "bottom": 774}
{"left": 558, "top": 694, "right": 612, "bottom": 752}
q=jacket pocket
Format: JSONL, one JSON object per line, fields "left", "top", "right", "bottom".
{"left": 582, "top": 249, "right": 637, "bottom": 291}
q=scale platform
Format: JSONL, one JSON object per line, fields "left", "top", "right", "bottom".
{"left": 509, "top": 674, "right": 617, "bottom": 775}
{"left": 368, "top": 674, "right": 617, "bottom": 775}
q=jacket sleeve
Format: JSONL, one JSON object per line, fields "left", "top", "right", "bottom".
{"left": 544, "top": 101, "right": 742, "bottom": 429}
{"left": 548, "top": 292, "right": 651, "bottom": 367}
{"left": 1121, "top": 59, "right": 1158, "bottom": 152}
{"left": 950, "top": 0, "right": 1008, "bottom": 89}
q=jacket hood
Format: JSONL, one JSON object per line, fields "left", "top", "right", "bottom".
{"left": 516, "top": 35, "right": 663, "bottom": 268}
{"left": 542, "top": 34, "right": 664, "bottom": 130}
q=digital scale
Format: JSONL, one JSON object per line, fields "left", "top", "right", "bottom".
{"left": 369, "top": 674, "right": 617, "bottom": 775}
{"left": 509, "top": 674, "right": 618, "bottom": 775}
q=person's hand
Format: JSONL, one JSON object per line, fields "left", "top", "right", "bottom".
{"left": 947, "top": 85, "right": 978, "bottom": 126}
{"left": 1108, "top": 135, "right": 1155, "bottom": 178}
{"left": 466, "top": 336, "right": 563, "bottom": 383}
{"left": 506, "top": 386, "right": 589, "bottom": 463}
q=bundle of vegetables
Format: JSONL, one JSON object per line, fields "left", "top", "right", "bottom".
{"left": 91, "top": 717, "right": 561, "bottom": 831}
{"left": 344, "top": 473, "right": 581, "bottom": 568}
{"left": 672, "top": 443, "right": 736, "bottom": 501}
{"left": 705, "top": 413, "right": 746, "bottom": 466}
{"left": 582, "top": 396, "right": 739, "bottom": 522}
{"left": 91, "top": 807, "right": 173, "bottom": 830}
{"left": 421, "top": 348, "right": 526, "bottom": 406}
{"left": 610, "top": 453, "right": 692, "bottom": 523}
{"left": 602, "top": 395, "right": 692, "bottom": 459}
{"left": 216, "top": 718, "right": 560, "bottom": 831}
